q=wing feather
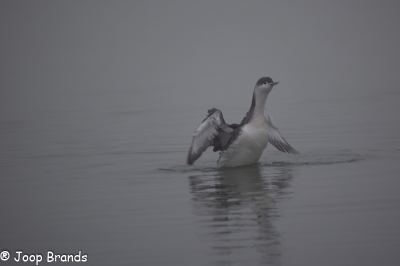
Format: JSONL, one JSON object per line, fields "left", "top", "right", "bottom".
{"left": 187, "top": 109, "right": 233, "bottom": 165}
{"left": 264, "top": 109, "right": 299, "bottom": 155}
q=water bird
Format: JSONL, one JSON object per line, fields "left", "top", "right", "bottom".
{"left": 187, "top": 77, "right": 298, "bottom": 168}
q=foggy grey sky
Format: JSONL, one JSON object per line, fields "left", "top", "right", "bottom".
{"left": 1, "top": 1, "right": 400, "bottom": 119}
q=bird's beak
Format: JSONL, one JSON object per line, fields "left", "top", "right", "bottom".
{"left": 272, "top": 82, "right": 279, "bottom": 86}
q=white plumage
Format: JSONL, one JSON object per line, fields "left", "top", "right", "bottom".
{"left": 217, "top": 114, "right": 269, "bottom": 168}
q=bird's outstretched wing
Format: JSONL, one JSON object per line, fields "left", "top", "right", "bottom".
{"left": 264, "top": 109, "right": 299, "bottom": 154}
{"left": 187, "top": 108, "right": 235, "bottom": 165}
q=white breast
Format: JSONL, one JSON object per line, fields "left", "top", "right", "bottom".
{"left": 217, "top": 115, "right": 269, "bottom": 168}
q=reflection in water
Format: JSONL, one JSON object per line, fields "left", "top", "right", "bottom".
{"left": 189, "top": 165, "right": 294, "bottom": 265}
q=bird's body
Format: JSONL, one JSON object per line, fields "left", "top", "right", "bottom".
{"left": 187, "top": 77, "right": 298, "bottom": 168}
{"left": 217, "top": 113, "right": 269, "bottom": 168}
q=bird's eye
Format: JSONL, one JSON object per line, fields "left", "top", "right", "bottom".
{"left": 264, "top": 82, "right": 267, "bottom": 85}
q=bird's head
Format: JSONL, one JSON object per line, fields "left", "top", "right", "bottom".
{"left": 255, "top": 77, "right": 279, "bottom": 94}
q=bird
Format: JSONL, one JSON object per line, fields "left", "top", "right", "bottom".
{"left": 187, "top": 77, "right": 298, "bottom": 168}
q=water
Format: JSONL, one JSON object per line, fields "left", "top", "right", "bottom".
{"left": 1, "top": 86, "right": 400, "bottom": 266}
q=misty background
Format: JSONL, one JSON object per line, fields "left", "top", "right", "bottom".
{"left": 2, "top": 1, "right": 400, "bottom": 120}
{"left": 1, "top": 1, "right": 400, "bottom": 266}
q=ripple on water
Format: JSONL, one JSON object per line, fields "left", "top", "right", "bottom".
{"left": 261, "top": 149, "right": 370, "bottom": 167}
{"left": 159, "top": 149, "right": 371, "bottom": 172}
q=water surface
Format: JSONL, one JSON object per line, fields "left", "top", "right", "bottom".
{"left": 1, "top": 87, "right": 399, "bottom": 266}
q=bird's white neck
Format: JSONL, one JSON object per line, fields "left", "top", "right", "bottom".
{"left": 250, "top": 89, "right": 269, "bottom": 117}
